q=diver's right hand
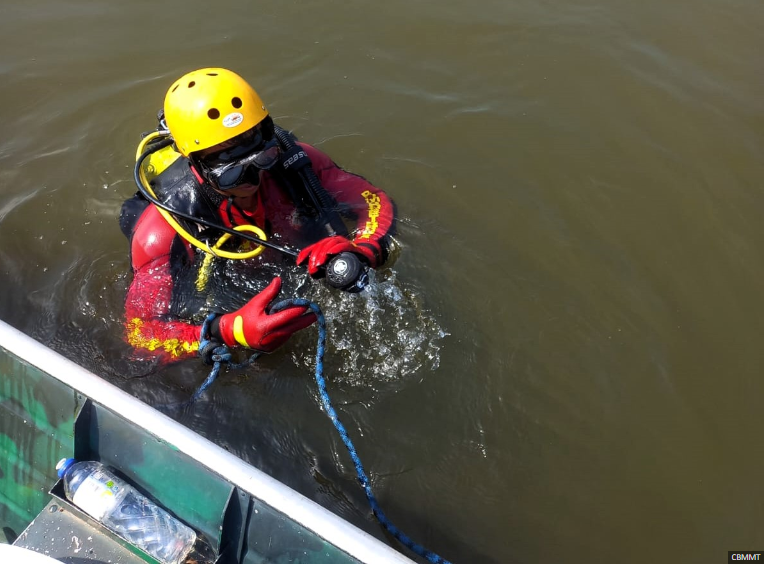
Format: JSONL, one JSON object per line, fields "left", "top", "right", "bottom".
{"left": 212, "top": 277, "right": 316, "bottom": 353}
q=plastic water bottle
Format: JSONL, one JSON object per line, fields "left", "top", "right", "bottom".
{"left": 56, "top": 458, "right": 197, "bottom": 564}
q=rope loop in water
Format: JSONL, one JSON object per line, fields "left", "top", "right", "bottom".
{"left": 163, "top": 301, "right": 450, "bottom": 563}
{"left": 158, "top": 314, "right": 260, "bottom": 411}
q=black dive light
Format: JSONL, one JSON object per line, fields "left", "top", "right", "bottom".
{"left": 273, "top": 125, "right": 371, "bottom": 293}
{"left": 325, "top": 252, "right": 369, "bottom": 293}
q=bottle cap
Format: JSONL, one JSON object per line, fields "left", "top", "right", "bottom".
{"left": 56, "top": 458, "right": 75, "bottom": 479}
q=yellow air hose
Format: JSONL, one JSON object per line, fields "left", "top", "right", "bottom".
{"left": 135, "top": 132, "right": 267, "bottom": 261}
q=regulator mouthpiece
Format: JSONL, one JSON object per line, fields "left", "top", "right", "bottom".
{"left": 326, "top": 252, "right": 369, "bottom": 293}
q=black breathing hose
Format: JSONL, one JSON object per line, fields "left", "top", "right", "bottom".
{"left": 272, "top": 127, "right": 371, "bottom": 290}
{"left": 273, "top": 127, "right": 349, "bottom": 238}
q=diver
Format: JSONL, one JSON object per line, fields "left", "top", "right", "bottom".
{"left": 120, "top": 68, "right": 395, "bottom": 362}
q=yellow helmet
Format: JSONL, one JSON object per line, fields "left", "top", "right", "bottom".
{"left": 163, "top": 68, "right": 269, "bottom": 157}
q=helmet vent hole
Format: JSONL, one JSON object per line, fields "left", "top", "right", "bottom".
{"left": 207, "top": 108, "right": 220, "bottom": 120}
{"left": 207, "top": 72, "right": 218, "bottom": 76}
{"left": 171, "top": 85, "right": 179, "bottom": 92}
{"left": 231, "top": 97, "right": 243, "bottom": 109}
{"left": 188, "top": 81, "right": 196, "bottom": 88}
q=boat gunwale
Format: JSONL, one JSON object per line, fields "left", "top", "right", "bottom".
{"left": 0, "top": 319, "right": 415, "bottom": 564}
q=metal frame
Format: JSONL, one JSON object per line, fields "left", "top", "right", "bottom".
{"left": 0, "top": 319, "right": 414, "bottom": 564}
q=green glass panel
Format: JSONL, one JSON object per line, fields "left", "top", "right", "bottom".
{"left": 80, "top": 402, "right": 232, "bottom": 552}
{"left": 0, "top": 347, "right": 77, "bottom": 542}
{"left": 244, "top": 498, "right": 361, "bottom": 564}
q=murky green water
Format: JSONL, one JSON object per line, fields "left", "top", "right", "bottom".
{"left": 2, "top": 0, "right": 764, "bottom": 562}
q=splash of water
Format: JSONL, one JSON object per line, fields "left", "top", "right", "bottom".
{"left": 291, "top": 268, "right": 448, "bottom": 389}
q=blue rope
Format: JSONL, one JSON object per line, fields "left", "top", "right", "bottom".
{"left": 270, "top": 299, "right": 451, "bottom": 564}
{"left": 159, "top": 314, "right": 261, "bottom": 411}
{"left": 169, "top": 304, "right": 450, "bottom": 562}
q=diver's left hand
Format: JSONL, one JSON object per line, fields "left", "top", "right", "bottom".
{"left": 213, "top": 277, "right": 316, "bottom": 352}
{"left": 297, "top": 235, "right": 381, "bottom": 276}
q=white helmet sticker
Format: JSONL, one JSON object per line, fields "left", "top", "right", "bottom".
{"left": 222, "top": 112, "right": 244, "bottom": 128}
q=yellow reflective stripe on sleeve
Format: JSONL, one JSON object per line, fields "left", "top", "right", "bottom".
{"left": 358, "top": 190, "right": 381, "bottom": 240}
{"left": 126, "top": 318, "right": 199, "bottom": 358}
{"left": 232, "top": 315, "right": 250, "bottom": 347}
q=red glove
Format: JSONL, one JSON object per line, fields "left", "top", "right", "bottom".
{"left": 213, "top": 278, "right": 316, "bottom": 352}
{"left": 296, "top": 236, "right": 381, "bottom": 276}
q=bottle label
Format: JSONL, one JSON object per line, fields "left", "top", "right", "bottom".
{"left": 71, "top": 471, "right": 122, "bottom": 521}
